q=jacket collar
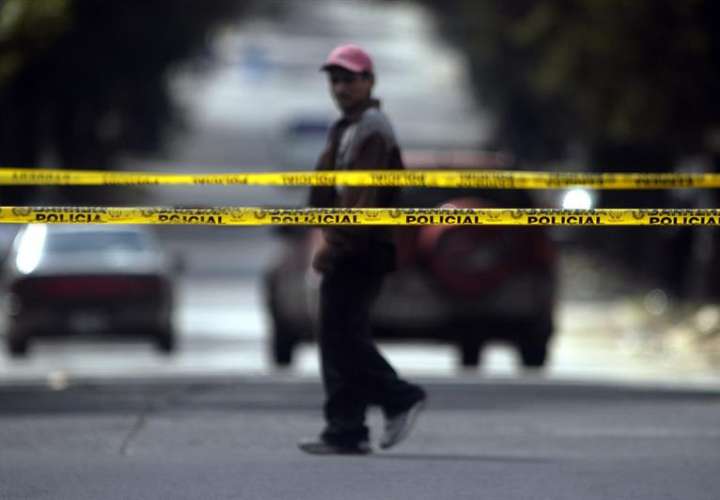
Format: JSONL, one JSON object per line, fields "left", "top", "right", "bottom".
{"left": 341, "top": 97, "right": 381, "bottom": 123}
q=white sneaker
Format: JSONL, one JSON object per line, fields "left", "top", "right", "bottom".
{"left": 380, "top": 398, "right": 426, "bottom": 450}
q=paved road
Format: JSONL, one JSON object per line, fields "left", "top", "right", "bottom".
{"left": 0, "top": 379, "right": 718, "bottom": 500}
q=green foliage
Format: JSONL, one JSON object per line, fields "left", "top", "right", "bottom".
{"left": 422, "top": 0, "right": 720, "bottom": 162}
{"left": 0, "top": 0, "right": 71, "bottom": 87}
{"left": 0, "top": 0, "right": 249, "bottom": 202}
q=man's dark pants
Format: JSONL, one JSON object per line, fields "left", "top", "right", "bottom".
{"left": 318, "top": 262, "right": 423, "bottom": 445}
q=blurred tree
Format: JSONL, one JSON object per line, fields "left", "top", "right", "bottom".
{"left": 419, "top": 0, "right": 720, "bottom": 167}
{"left": 0, "top": 0, "right": 70, "bottom": 87}
{"left": 418, "top": 0, "right": 720, "bottom": 295}
{"left": 0, "top": 0, "right": 250, "bottom": 203}
{"left": 0, "top": 0, "right": 71, "bottom": 203}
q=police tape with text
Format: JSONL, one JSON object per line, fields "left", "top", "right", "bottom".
{"left": 6, "top": 207, "right": 720, "bottom": 226}
{"left": 5, "top": 167, "right": 720, "bottom": 189}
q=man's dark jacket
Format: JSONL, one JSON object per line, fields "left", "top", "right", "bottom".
{"left": 309, "top": 98, "right": 403, "bottom": 273}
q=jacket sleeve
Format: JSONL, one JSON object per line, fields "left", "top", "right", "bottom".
{"left": 308, "top": 148, "right": 336, "bottom": 208}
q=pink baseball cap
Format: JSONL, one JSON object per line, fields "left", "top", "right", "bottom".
{"left": 321, "top": 44, "right": 374, "bottom": 74}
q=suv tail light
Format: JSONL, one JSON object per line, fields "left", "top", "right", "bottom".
{"left": 419, "top": 225, "right": 512, "bottom": 296}
{"left": 416, "top": 196, "right": 554, "bottom": 296}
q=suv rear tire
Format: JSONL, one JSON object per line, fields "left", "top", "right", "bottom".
{"left": 518, "top": 340, "right": 548, "bottom": 368}
{"left": 154, "top": 328, "right": 176, "bottom": 354}
{"left": 272, "top": 329, "right": 296, "bottom": 367}
{"left": 458, "top": 338, "right": 482, "bottom": 367}
{"left": 6, "top": 334, "right": 30, "bottom": 358}
{"left": 517, "top": 316, "right": 553, "bottom": 368}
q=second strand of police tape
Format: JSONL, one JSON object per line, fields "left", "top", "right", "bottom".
{"left": 4, "top": 207, "right": 720, "bottom": 226}
{"left": 3, "top": 167, "right": 720, "bottom": 189}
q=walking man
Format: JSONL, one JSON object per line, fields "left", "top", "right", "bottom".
{"left": 299, "top": 44, "right": 426, "bottom": 455}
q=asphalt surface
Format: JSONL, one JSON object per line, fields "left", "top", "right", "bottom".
{"left": 1, "top": 378, "right": 719, "bottom": 500}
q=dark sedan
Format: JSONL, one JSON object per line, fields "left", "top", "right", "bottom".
{"left": 1, "top": 225, "right": 178, "bottom": 356}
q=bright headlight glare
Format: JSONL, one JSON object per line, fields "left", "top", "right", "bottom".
{"left": 16, "top": 224, "right": 48, "bottom": 274}
{"left": 562, "top": 189, "right": 594, "bottom": 210}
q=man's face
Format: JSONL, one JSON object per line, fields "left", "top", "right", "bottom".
{"left": 326, "top": 67, "right": 373, "bottom": 112}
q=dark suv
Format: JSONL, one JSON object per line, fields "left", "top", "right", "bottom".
{"left": 263, "top": 161, "right": 558, "bottom": 369}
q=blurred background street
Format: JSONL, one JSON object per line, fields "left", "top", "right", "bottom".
{"left": 1, "top": 0, "right": 719, "bottom": 386}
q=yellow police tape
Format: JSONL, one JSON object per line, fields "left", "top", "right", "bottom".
{"left": 3, "top": 206, "right": 720, "bottom": 226}
{"left": 1, "top": 167, "right": 719, "bottom": 189}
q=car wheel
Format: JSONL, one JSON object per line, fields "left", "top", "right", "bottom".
{"left": 458, "top": 337, "right": 482, "bottom": 368}
{"left": 518, "top": 340, "right": 548, "bottom": 368}
{"left": 518, "top": 317, "right": 553, "bottom": 368}
{"left": 272, "top": 328, "right": 296, "bottom": 367}
{"left": 6, "top": 334, "right": 30, "bottom": 358}
{"left": 153, "top": 329, "right": 176, "bottom": 355}
{"left": 265, "top": 272, "right": 299, "bottom": 367}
